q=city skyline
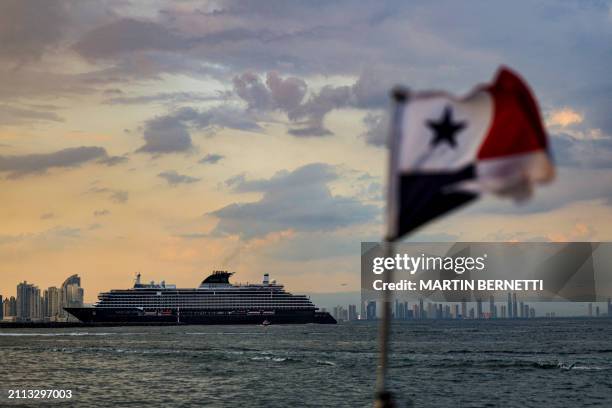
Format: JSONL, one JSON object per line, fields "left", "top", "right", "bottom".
{"left": 2, "top": 274, "right": 84, "bottom": 322}
{"left": 308, "top": 293, "right": 612, "bottom": 321}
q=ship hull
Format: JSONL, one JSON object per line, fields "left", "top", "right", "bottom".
{"left": 65, "top": 307, "right": 336, "bottom": 325}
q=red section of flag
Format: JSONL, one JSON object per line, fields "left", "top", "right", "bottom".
{"left": 477, "top": 67, "right": 549, "bottom": 160}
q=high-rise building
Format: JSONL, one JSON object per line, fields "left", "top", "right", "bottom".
{"left": 500, "top": 305, "right": 507, "bottom": 319}
{"left": 588, "top": 303, "right": 593, "bottom": 317}
{"left": 0, "top": 295, "right": 3, "bottom": 321}
{"left": 461, "top": 298, "right": 467, "bottom": 320}
{"left": 512, "top": 293, "right": 518, "bottom": 319}
{"left": 596, "top": 306, "right": 600, "bottom": 317}
{"left": 519, "top": 301, "right": 524, "bottom": 318}
{"left": 17, "top": 281, "right": 33, "bottom": 321}
{"left": 419, "top": 298, "right": 424, "bottom": 319}
{"left": 476, "top": 298, "right": 483, "bottom": 319}
{"left": 454, "top": 304, "right": 460, "bottom": 319}
{"left": 60, "top": 275, "right": 84, "bottom": 321}
{"left": 395, "top": 299, "right": 405, "bottom": 320}
{"left": 507, "top": 293, "right": 512, "bottom": 319}
{"left": 366, "top": 301, "right": 377, "bottom": 320}
{"left": 43, "top": 287, "right": 62, "bottom": 321}
{"left": 333, "top": 305, "right": 347, "bottom": 321}
{"left": 348, "top": 304, "right": 358, "bottom": 321}
{"left": 489, "top": 295, "right": 495, "bottom": 319}
{"left": 2, "top": 296, "right": 16, "bottom": 319}
{"left": 524, "top": 304, "right": 529, "bottom": 319}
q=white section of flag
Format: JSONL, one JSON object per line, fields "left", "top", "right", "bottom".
{"left": 398, "top": 90, "right": 493, "bottom": 173}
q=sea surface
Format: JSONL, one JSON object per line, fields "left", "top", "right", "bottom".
{"left": 1, "top": 319, "right": 611, "bottom": 407}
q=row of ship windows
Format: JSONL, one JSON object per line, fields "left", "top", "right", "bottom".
{"left": 97, "top": 298, "right": 313, "bottom": 302}
{"left": 106, "top": 290, "right": 296, "bottom": 295}
{"left": 98, "top": 298, "right": 311, "bottom": 303}
{"left": 94, "top": 305, "right": 315, "bottom": 309}
{"left": 96, "top": 302, "right": 314, "bottom": 308}
{"left": 99, "top": 294, "right": 308, "bottom": 299}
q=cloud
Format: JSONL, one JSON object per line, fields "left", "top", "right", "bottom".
{"left": 285, "top": 70, "right": 391, "bottom": 137}
{"left": 199, "top": 154, "right": 224, "bottom": 164}
{"left": 158, "top": 170, "right": 201, "bottom": 186}
{"left": 361, "top": 112, "right": 388, "bottom": 146}
{"left": 0, "top": 104, "right": 64, "bottom": 126}
{"left": 73, "top": 18, "right": 190, "bottom": 60}
{"left": 137, "top": 106, "right": 262, "bottom": 155}
{"left": 230, "top": 69, "right": 391, "bottom": 137}
{"left": 0, "top": 0, "right": 70, "bottom": 64}
{"left": 137, "top": 114, "right": 194, "bottom": 155}
{"left": 98, "top": 155, "right": 129, "bottom": 166}
{"left": 233, "top": 71, "right": 307, "bottom": 112}
{"left": 103, "top": 91, "right": 231, "bottom": 106}
{"left": 88, "top": 186, "right": 129, "bottom": 204}
{"left": 209, "top": 163, "right": 378, "bottom": 239}
{"left": 40, "top": 212, "right": 55, "bottom": 220}
{"left": 110, "top": 190, "right": 129, "bottom": 203}
{"left": 93, "top": 209, "right": 110, "bottom": 217}
{"left": 0, "top": 146, "right": 108, "bottom": 178}
{"left": 547, "top": 107, "right": 583, "bottom": 128}
{"left": 551, "top": 133, "right": 612, "bottom": 169}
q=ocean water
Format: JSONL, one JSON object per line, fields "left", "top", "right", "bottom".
{"left": 1, "top": 319, "right": 611, "bottom": 407}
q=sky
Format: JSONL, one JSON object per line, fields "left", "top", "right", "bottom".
{"left": 1, "top": 0, "right": 612, "bottom": 303}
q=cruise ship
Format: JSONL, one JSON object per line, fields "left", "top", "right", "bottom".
{"left": 65, "top": 271, "right": 336, "bottom": 325}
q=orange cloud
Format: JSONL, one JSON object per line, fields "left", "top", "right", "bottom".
{"left": 547, "top": 108, "right": 583, "bottom": 127}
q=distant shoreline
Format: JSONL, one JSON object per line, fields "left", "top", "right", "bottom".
{"left": 0, "top": 322, "right": 187, "bottom": 329}
{"left": 1, "top": 316, "right": 609, "bottom": 329}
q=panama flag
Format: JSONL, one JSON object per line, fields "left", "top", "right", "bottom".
{"left": 387, "top": 67, "right": 554, "bottom": 240}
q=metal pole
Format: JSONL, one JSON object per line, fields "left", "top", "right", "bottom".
{"left": 375, "top": 87, "right": 408, "bottom": 408}
{"left": 375, "top": 239, "right": 395, "bottom": 408}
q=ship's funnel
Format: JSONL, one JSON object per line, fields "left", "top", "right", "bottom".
{"left": 263, "top": 273, "right": 270, "bottom": 285}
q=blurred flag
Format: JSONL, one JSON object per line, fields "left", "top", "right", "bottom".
{"left": 387, "top": 67, "right": 554, "bottom": 240}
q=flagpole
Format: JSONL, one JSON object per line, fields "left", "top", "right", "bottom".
{"left": 375, "top": 87, "right": 409, "bottom": 408}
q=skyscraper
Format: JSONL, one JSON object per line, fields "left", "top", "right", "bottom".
{"left": 476, "top": 298, "right": 483, "bottom": 319}
{"left": 461, "top": 298, "right": 467, "bottom": 320}
{"left": 512, "top": 293, "right": 518, "bottom": 319}
{"left": 43, "top": 287, "right": 62, "bottom": 321}
{"left": 0, "top": 295, "right": 3, "bottom": 321}
{"left": 366, "top": 301, "right": 377, "bottom": 320}
{"left": 2, "top": 296, "right": 16, "bottom": 319}
{"left": 489, "top": 295, "right": 495, "bottom": 319}
{"left": 348, "top": 304, "right": 357, "bottom": 321}
{"left": 60, "top": 274, "right": 84, "bottom": 321}
{"left": 507, "top": 293, "right": 512, "bottom": 319}
{"left": 419, "top": 298, "right": 424, "bottom": 319}
{"left": 16, "top": 281, "right": 41, "bottom": 322}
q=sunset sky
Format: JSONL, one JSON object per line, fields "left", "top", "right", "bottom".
{"left": 1, "top": 1, "right": 612, "bottom": 302}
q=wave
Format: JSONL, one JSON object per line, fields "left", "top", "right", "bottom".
{"left": 249, "top": 356, "right": 299, "bottom": 363}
